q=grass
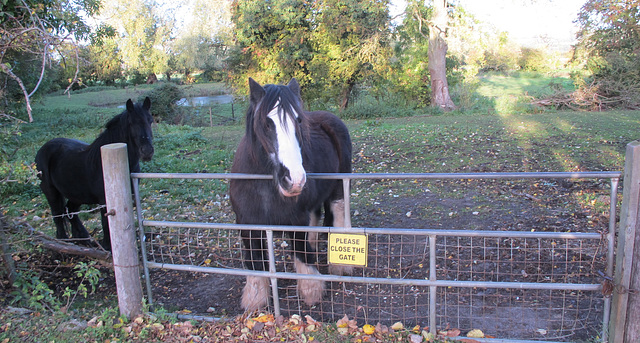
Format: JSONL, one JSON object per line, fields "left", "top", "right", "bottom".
{"left": 477, "top": 71, "right": 575, "bottom": 98}
{"left": 2, "top": 74, "right": 639, "bottom": 342}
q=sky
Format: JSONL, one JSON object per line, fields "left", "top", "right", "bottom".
{"left": 391, "top": 0, "right": 587, "bottom": 51}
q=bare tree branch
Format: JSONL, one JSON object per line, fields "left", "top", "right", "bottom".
{"left": 0, "top": 63, "right": 33, "bottom": 122}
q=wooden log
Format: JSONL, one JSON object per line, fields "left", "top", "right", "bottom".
{"left": 101, "top": 143, "right": 143, "bottom": 319}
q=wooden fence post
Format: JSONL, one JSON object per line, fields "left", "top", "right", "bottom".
{"left": 610, "top": 141, "right": 640, "bottom": 343}
{"left": 101, "top": 143, "right": 143, "bottom": 319}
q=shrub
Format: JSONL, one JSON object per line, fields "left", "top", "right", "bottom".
{"left": 142, "top": 83, "right": 186, "bottom": 124}
{"left": 519, "top": 48, "right": 550, "bottom": 72}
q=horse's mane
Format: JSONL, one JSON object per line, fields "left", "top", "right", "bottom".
{"left": 87, "top": 109, "right": 130, "bottom": 168}
{"left": 245, "top": 83, "right": 308, "bottom": 161}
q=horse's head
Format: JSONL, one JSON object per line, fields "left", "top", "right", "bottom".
{"left": 247, "top": 78, "right": 307, "bottom": 197}
{"left": 125, "top": 97, "right": 154, "bottom": 162}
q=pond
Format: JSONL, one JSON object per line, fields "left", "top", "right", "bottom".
{"left": 176, "top": 95, "right": 234, "bottom": 107}
{"left": 116, "top": 95, "right": 234, "bottom": 108}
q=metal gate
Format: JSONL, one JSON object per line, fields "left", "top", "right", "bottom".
{"left": 131, "top": 171, "right": 620, "bottom": 342}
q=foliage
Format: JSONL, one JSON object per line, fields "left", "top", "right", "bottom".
{"left": 481, "top": 32, "right": 520, "bottom": 72}
{"left": 574, "top": 0, "right": 640, "bottom": 108}
{"left": 0, "top": 114, "right": 39, "bottom": 199}
{"left": 79, "top": 40, "right": 123, "bottom": 86}
{"left": 389, "top": 0, "right": 432, "bottom": 104}
{"left": 96, "top": 0, "right": 172, "bottom": 83}
{"left": 229, "top": 0, "right": 315, "bottom": 90}
{"left": 142, "top": 83, "right": 185, "bottom": 123}
{"left": 519, "top": 47, "right": 551, "bottom": 72}
{"left": 229, "top": 0, "right": 391, "bottom": 109}
{"left": 308, "top": 0, "right": 391, "bottom": 110}
{"left": 0, "top": 0, "right": 109, "bottom": 121}
{"left": 62, "top": 261, "right": 101, "bottom": 309}
{"left": 171, "top": 0, "right": 232, "bottom": 82}
{"left": 10, "top": 270, "right": 60, "bottom": 311}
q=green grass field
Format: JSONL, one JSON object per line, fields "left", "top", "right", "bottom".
{"left": 1, "top": 73, "right": 637, "bottom": 342}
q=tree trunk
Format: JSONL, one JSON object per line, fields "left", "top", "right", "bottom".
{"left": 428, "top": 0, "right": 456, "bottom": 111}
{"left": 340, "top": 82, "right": 355, "bottom": 111}
{"left": 146, "top": 73, "right": 158, "bottom": 84}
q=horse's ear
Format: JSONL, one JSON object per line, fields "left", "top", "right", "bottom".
{"left": 126, "top": 99, "right": 135, "bottom": 112}
{"left": 288, "top": 78, "right": 300, "bottom": 97}
{"left": 143, "top": 97, "right": 151, "bottom": 110}
{"left": 248, "top": 78, "right": 265, "bottom": 104}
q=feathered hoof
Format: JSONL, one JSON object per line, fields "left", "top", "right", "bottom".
{"left": 298, "top": 278, "right": 325, "bottom": 306}
{"left": 241, "top": 276, "right": 270, "bottom": 312}
{"left": 294, "top": 259, "right": 325, "bottom": 306}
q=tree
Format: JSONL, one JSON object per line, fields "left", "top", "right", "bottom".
{"left": 80, "top": 40, "right": 123, "bottom": 86}
{"left": 574, "top": 0, "right": 640, "bottom": 108}
{"left": 172, "top": 0, "right": 232, "bottom": 82}
{"left": 393, "top": 0, "right": 456, "bottom": 110}
{"left": 426, "top": 0, "right": 456, "bottom": 111}
{"left": 0, "top": 0, "right": 104, "bottom": 121}
{"left": 229, "top": 0, "right": 391, "bottom": 109}
{"left": 310, "top": 0, "right": 391, "bottom": 110}
{"left": 97, "top": 0, "right": 171, "bottom": 84}
{"left": 230, "top": 0, "right": 314, "bottom": 90}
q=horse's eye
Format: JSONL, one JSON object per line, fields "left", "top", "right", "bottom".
{"left": 265, "top": 120, "right": 275, "bottom": 131}
{"left": 296, "top": 117, "right": 302, "bottom": 124}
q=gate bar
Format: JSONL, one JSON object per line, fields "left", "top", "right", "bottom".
{"left": 132, "top": 171, "right": 622, "bottom": 180}
{"left": 144, "top": 261, "right": 601, "bottom": 291}
{"left": 142, "top": 220, "right": 603, "bottom": 240}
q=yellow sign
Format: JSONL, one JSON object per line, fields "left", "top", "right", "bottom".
{"left": 328, "top": 233, "right": 368, "bottom": 266}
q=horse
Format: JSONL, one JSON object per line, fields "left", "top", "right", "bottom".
{"left": 35, "top": 97, "right": 154, "bottom": 251}
{"left": 229, "top": 78, "right": 352, "bottom": 312}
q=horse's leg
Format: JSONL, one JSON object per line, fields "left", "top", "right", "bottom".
{"left": 41, "top": 187, "right": 68, "bottom": 240}
{"left": 241, "top": 229, "right": 270, "bottom": 312}
{"left": 308, "top": 207, "right": 321, "bottom": 255}
{"left": 100, "top": 207, "right": 111, "bottom": 251}
{"left": 292, "top": 231, "right": 325, "bottom": 306}
{"left": 66, "top": 201, "right": 91, "bottom": 245}
{"left": 327, "top": 198, "right": 354, "bottom": 275}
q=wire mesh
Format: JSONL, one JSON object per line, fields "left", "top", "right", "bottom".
{"left": 134, "top": 173, "right": 617, "bottom": 342}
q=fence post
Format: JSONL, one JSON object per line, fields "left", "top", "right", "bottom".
{"left": 609, "top": 141, "right": 640, "bottom": 343}
{"left": 101, "top": 143, "right": 143, "bottom": 319}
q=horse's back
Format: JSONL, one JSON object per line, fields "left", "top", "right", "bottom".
{"left": 36, "top": 137, "right": 103, "bottom": 203}
{"left": 36, "top": 138, "right": 89, "bottom": 173}
{"left": 306, "top": 110, "right": 352, "bottom": 173}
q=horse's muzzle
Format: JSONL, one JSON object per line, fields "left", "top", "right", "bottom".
{"left": 278, "top": 170, "right": 306, "bottom": 197}
{"left": 141, "top": 145, "right": 154, "bottom": 162}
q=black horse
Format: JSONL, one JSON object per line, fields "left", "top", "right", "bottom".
{"left": 35, "top": 98, "right": 154, "bottom": 251}
{"left": 229, "top": 78, "right": 352, "bottom": 311}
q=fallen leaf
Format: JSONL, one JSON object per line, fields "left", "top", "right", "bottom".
{"left": 467, "top": 329, "right": 484, "bottom": 338}
{"left": 253, "top": 313, "right": 274, "bottom": 323}
{"left": 363, "top": 324, "right": 375, "bottom": 335}
{"left": 391, "top": 322, "right": 404, "bottom": 331}
{"left": 442, "top": 328, "right": 461, "bottom": 337}
{"left": 337, "top": 327, "right": 349, "bottom": 335}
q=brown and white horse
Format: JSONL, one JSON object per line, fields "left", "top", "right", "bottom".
{"left": 229, "top": 78, "right": 352, "bottom": 311}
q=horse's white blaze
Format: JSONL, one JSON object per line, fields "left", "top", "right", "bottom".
{"left": 268, "top": 104, "right": 306, "bottom": 196}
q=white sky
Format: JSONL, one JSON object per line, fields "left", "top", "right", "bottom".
{"left": 458, "top": 0, "right": 586, "bottom": 50}
{"left": 391, "top": 0, "right": 586, "bottom": 51}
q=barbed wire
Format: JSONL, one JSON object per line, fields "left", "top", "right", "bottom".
{"left": 34, "top": 204, "right": 107, "bottom": 221}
